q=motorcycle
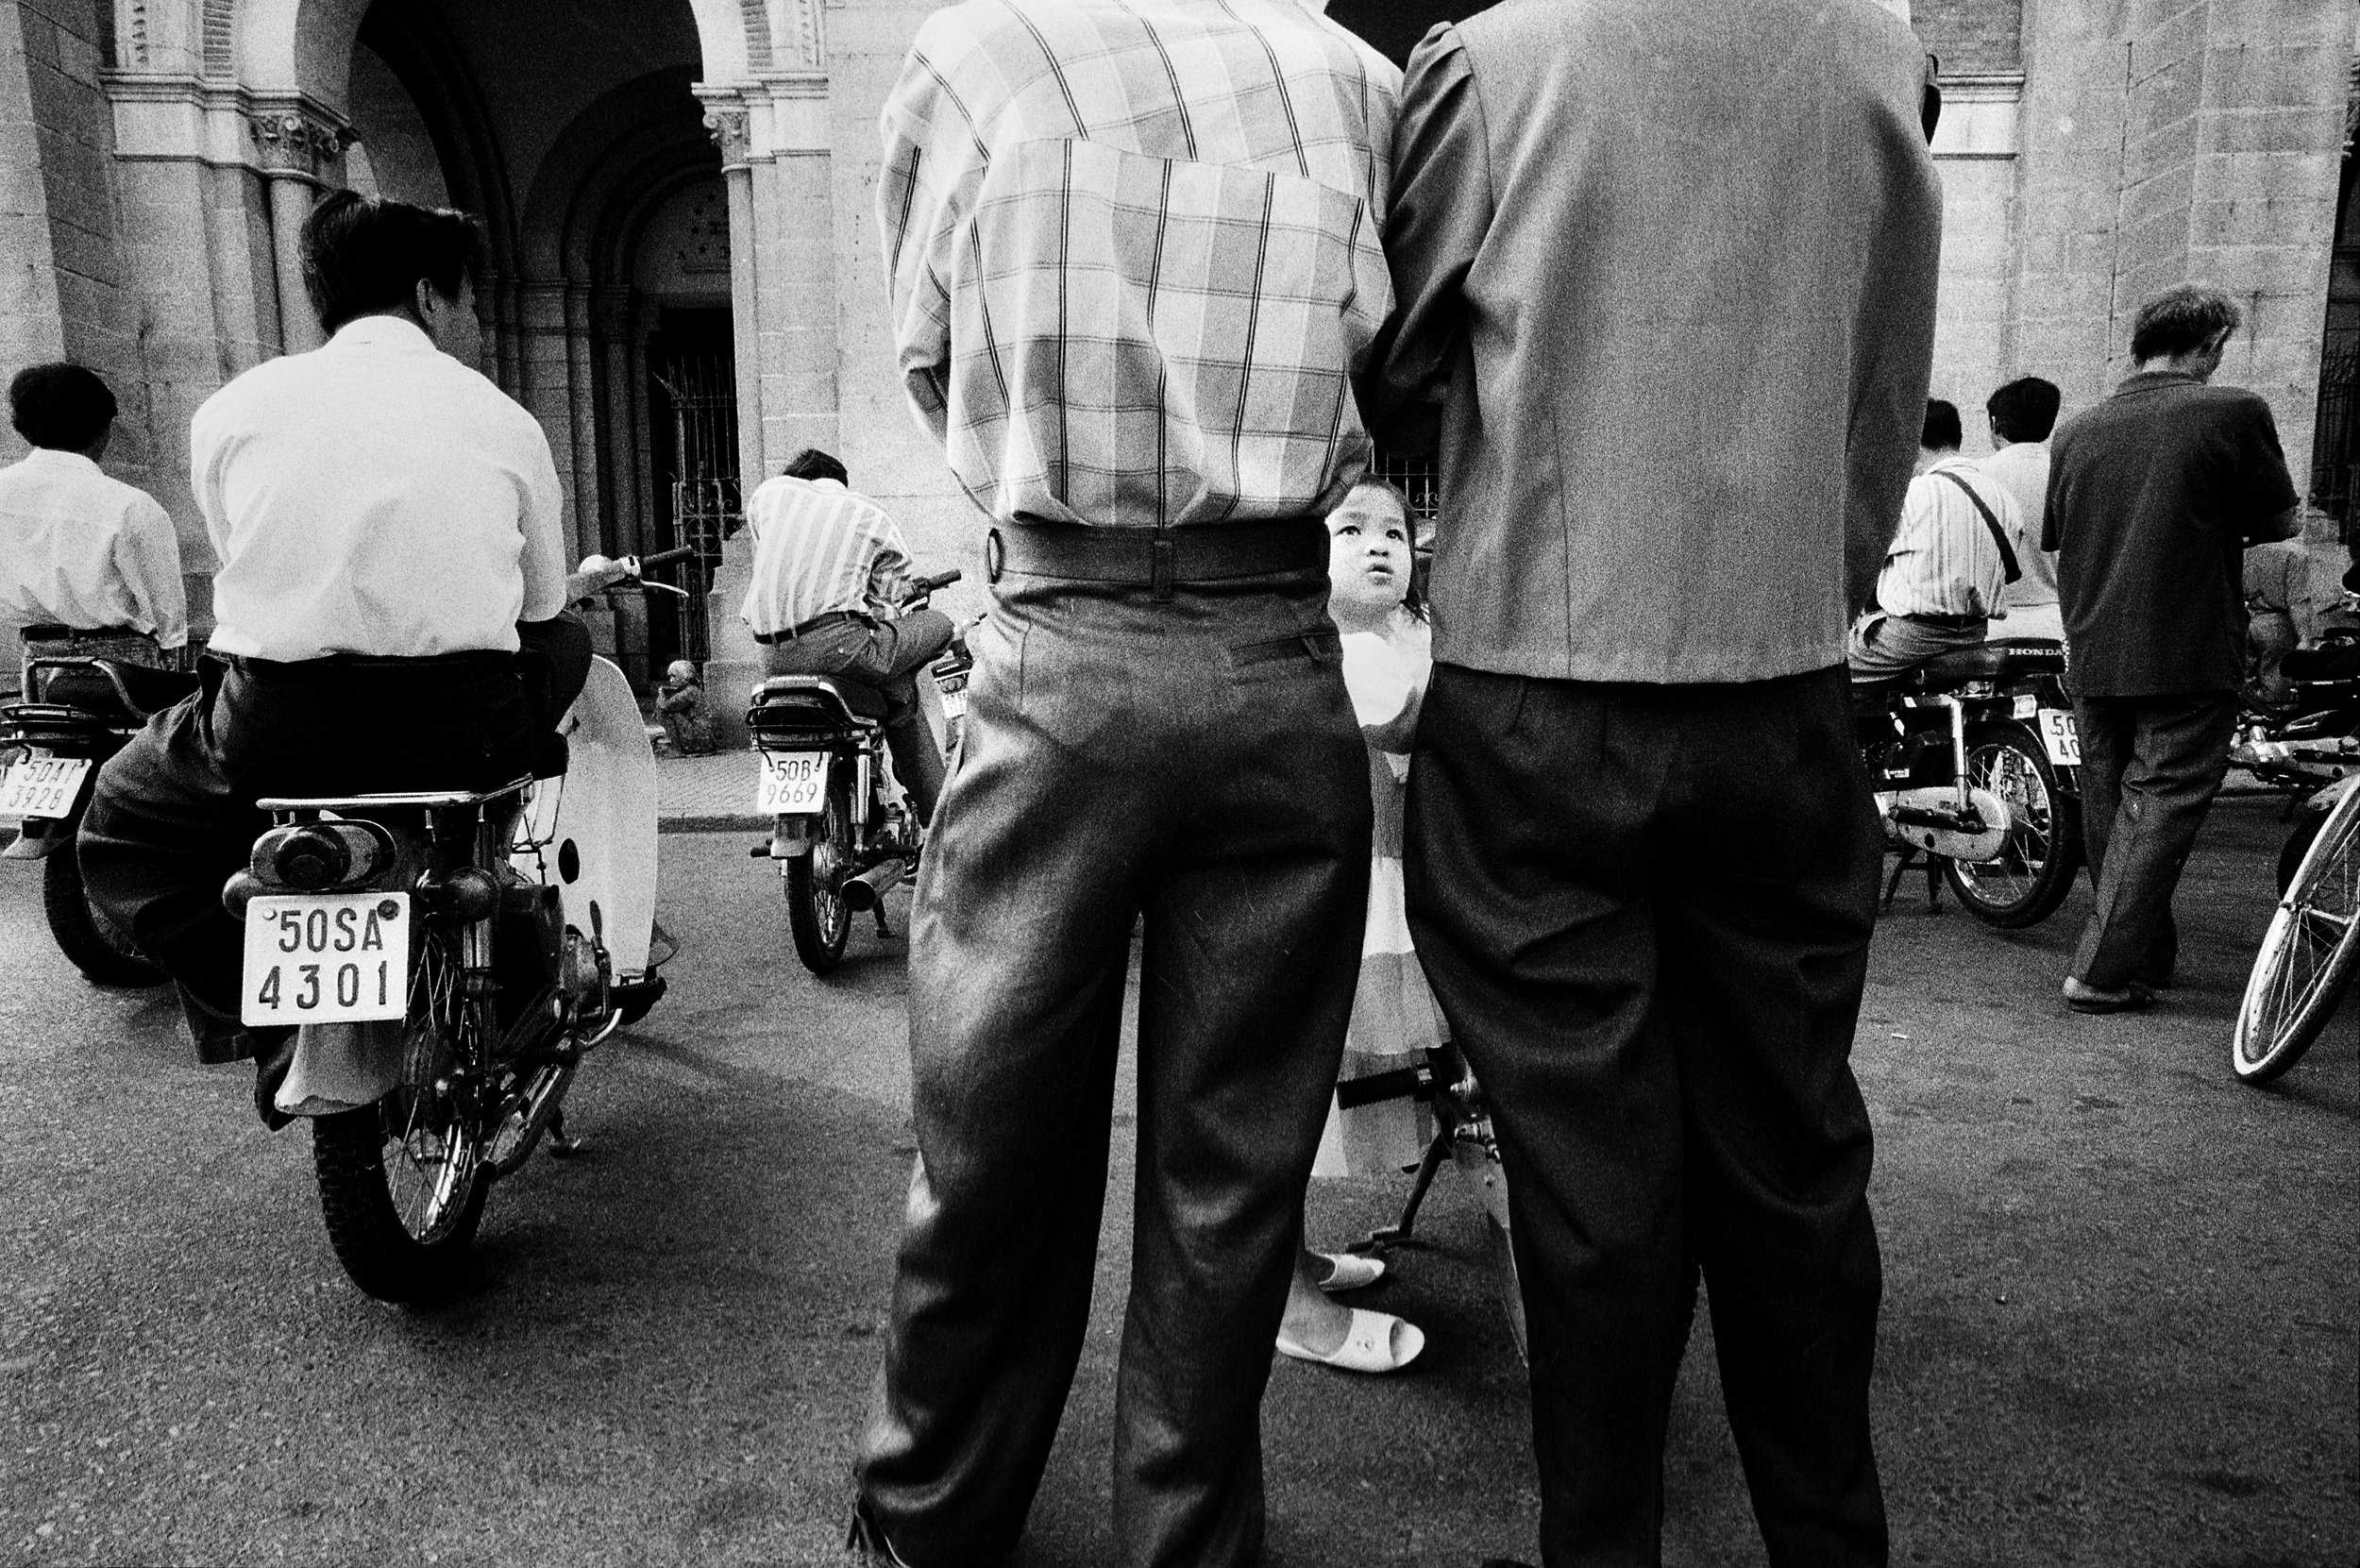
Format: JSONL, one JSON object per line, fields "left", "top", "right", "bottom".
{"left": 747, "top": 569, "right": 962, "bottom": 973}
{"left": 222, "top": 654, "right": 669, "bottom": 1302}
{"left": 1350, "top": 1040, "right": 1526, "bottom": 1365}
{"left": 1854, "top": 638, "right": 2084, "bottom": 928}
{"left": 1, "top": 656, "right": 200, "bottom": 985}
{"left": 2230, "top": 641, "right": 2360, "bottom": 891}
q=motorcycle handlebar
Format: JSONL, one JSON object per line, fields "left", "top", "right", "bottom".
{"left": 906, "top": 568, "right": 963, "bottom": 599}
{"left": 636, "top": 546, "right": 698, "bottom": 570}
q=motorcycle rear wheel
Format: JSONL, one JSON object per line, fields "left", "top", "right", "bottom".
{"left": 786, "top": 789, "right": 853, "bottom": 973}
{"left": 312, "top": 935, "right": 490, "bottom": 1300}
{"left": 2234, "top": 784, "right": 2360, "bottom": 1084}
{"left": 1942, "top": 724, "right": 2082, "bottom": 929}
{"left": 42, "top": 832, "right": 165, "bottom": 986}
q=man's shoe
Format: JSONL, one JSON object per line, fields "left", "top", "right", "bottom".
{"left": 2062, "top": 976, "right": 2154, "bottom": 1014}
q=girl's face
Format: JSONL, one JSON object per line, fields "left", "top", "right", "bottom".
{"left": 1326, "top": 487, "right": 1412, "bottom": 621}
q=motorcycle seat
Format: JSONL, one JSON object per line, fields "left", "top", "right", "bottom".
{"left": 750, "top": 674, "right": 890, "bottom": 724}
{"left": 31, "top": 658, "right": 201, "bottom": 719}
{"left": 1906, "top": 639, "right": 2066, "bottom": 692}
{"left": 2282, "top": 644, "right": 2360, "bottom": 683}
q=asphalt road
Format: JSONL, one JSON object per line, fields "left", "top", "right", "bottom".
{"left": 3, "top": 799, "right": 2355, "bottom": 1567}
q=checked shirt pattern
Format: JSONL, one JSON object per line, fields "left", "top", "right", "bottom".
{"left": 880, "top": 0, "right": 1400, "bottom": 530}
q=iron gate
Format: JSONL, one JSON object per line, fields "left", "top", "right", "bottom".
{"left": 651, "top": 356, "right": 741, "bottom": 662}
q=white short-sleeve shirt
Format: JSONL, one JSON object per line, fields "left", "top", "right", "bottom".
{"left": 194, "top": 315, "right": 567, "bottom": 662}
{"left": 0, "top": 448, "right": 188, "bottom": 647}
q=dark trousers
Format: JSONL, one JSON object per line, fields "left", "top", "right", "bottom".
{"left": 79, "top": 617, "right": 588, "bottom": 1062}
{"left": 857, "top": 565, "right": 1370, "bottom": 1568}
{"left": 2068, "top": 690, "right": 2240, "bottom": 990}
{"left": 762, "top": 608, "right": 955, "bottom": 824}
{"left": 1406, "top": 663, "right": 1887, "bottom": 1568}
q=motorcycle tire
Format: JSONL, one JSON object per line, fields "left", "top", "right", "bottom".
{"left": 312, "top": 1103, "right": 489, "bottom": 1301}
{"left": 312, "top": 934, "right": 492, "bottom": 1300}
{"left": 1941, "top": 723, "right": 2082, "bottom": 929}
{"left": 42, "top": 834, "right": 166, "bottom": 986}
{"left": 2278, "top": 807, "right": 2326, "bottom": 896}
{"left": 786, "top": 789, "right": 853, "bottom": 974}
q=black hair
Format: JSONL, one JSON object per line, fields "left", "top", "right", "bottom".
{"left": 1340, "top": 474, "right": 1427, "bottom": 623}
{"left": 2130, "top": 284, "right": 2241, "bottom": 364}
{"left": 783, "top": 447, "right": 849, "bottom": 485}
{"left": 1920, "top": 398, "right": 1963, "bottom": 451}
{"left": 8, "top": 362, "right": 116, "bottom": 451}
{"left": 1986, "top": 377, "right": 2062, "bottom": 444}
{"left": 299, "top": 189, "right": 483, "bottom": 335}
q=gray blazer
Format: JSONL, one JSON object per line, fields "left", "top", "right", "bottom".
{"left": 1364, "top": 0, "right": 1942, "bottom": 683}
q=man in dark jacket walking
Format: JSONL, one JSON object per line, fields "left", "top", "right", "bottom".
{"left": 2046, "top": 283, "right": 2301, "bottom": 1012}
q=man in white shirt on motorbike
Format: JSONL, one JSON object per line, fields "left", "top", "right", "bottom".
{"left": 0, "top": 363, "right": 188, "bottom": 692}
{"left": 80, "top": 190, "right": 622, "bottom": 1124}
{"left": 1849, "top": 399, "right": 2020, "bottom": 683}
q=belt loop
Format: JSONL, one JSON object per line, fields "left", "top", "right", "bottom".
{"left": 985, "top": 527, "right": 1005, "bottom": 585}
{"left": 1151, "top": 531, "right": 1175, "bottom": 602}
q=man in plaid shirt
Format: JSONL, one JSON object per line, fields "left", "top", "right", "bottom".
{"left": 852, "top": 3, "right": 1397, "bottom": 1564}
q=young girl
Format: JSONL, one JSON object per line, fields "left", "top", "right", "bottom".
{"left": 1276, "top": 476, "right": 1444, "bottom": 1374}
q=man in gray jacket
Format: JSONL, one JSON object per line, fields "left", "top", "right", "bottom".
{"left": 1366, "top": 3, "right": 1942, "bottom": 1563}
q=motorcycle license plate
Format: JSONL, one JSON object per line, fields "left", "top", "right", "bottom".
{"left": 2037, "top": 709, "right": 2082, "bottom": 767}
{"left": 757, "top": 751, "right": 830, "bottom": 815}
{"left": 939, "top": 685, "right": 969, "bottom": 720}
{"left": 0, "top": 755, "right": 90, "bottom": 819}
{"left": 241, "top": 892, "right": 410, "bottom": 1026}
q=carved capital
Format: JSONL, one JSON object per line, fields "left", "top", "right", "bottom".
{"left": 245, "top": 105, "right": 354, "bottom": 177}
{"left": 703, "top": 107, "right": 751, "bottom": 168}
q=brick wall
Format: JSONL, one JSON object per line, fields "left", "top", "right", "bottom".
{"left": 1916, "top": 0, "right": 2024, "bottom": 76}
{"left": 8, "top": 0, "right": 146, "bottom": 484}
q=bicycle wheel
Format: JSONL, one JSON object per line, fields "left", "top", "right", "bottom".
{"left": 2233, "top": 784, "right": 2360, "bottom": 1083}
{"left": 1942, "top": 724, "right": 2082, "bottom": 929}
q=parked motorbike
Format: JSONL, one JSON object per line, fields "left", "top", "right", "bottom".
{"left": 1351, "top": 1040, "right": 1526, "bottom": 1364}
{"left": 1854, "top": 638, "right": 2083, "bottom": 928}
{"left": 222, "top": 655, "right": 668, "bottom": 1302}
{"left": 1, "top": 656, "right": 200, "bottom": 985}
{"left": 748, "top": 569, "right": 962, "bottom": 973}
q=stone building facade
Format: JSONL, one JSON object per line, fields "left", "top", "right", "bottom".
{"left": 2, "top": 0, "right": 2353, "bottom": 697}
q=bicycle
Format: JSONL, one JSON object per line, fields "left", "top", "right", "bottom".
{"left": 2232, "top": 770, "right": 2360, "bottom": 1084}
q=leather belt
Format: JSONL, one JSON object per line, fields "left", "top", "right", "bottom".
{"left": 1899, "top": 612, "right": 1985, "bottom": 631}
{"left": 21, "top": 623, "right": 140, "bottom": 641}
{"left": 986, "top": 521, "right": 1325, "bottom": 600}
{"left": 753, "top": 610, "right": 863, "bottom": 647}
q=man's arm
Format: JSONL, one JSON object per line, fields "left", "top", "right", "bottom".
{"left": 514, "top": 416, "right": 570, "bottom": 626}
{"left": 1842, "top": 103, "right": 1944, "bottom": 615}
{"left": 2236, "top": 399, "right": 2302, "bottom": 548}
{"left": 1359, "top": 25, "right": 1492, "bottom": 460}
{"left": 117, "top": 496, "right": 188, "bottom": 649}
{"left": 878, "top": 25, "right": 988, "bottom": 450}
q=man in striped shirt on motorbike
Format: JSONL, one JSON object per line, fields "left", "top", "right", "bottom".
{"left": 739, "top": 447, "right": 952, "bottom": 825}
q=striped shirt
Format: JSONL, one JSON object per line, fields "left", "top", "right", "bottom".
{"left": 1874, "top": 457, "right": 2017, "bottom": 620}
{"left": 738, "top": 477, "right": 914, "bottom": 637}
{"left": 877, "top": 0, "right": 1400, "bottom": 531}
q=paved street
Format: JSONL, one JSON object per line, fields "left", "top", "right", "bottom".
{"left": 3, "top": 792, "right": 2354, "bottom": 1567}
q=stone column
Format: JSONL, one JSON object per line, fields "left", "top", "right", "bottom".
{"left": 699, "top": 97, "right": 767, "bottom": 743}
{"left": 518, "top": 281, "right": 585, "bottom": 564}
{"left": 244, "top": 103, "right": 352, "bottom": 355}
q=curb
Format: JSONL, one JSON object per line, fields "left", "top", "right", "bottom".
{"left": 660, "top": 815, "right": 771, "bottom": 835}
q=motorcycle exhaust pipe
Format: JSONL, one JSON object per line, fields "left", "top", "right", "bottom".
{"left": 839, "top": 861, "right": 906, "bottom": 913}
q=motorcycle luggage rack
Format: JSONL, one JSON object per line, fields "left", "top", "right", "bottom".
{"left": 257, "top": 777, "right": 536, "bottom": 815}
